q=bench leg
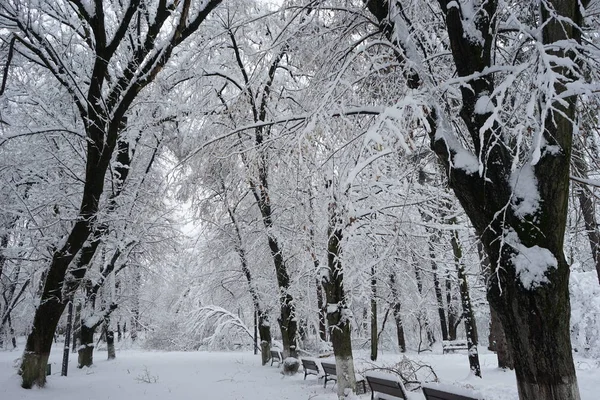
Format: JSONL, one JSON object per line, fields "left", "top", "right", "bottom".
{"left": 324, "top": 377, "right": 327, "bottom": 388}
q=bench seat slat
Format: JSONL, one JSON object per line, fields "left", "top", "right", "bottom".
{"left": 422, "top": 385, "right": 481, "bottom": 400}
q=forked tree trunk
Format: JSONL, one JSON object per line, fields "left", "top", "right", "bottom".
{"left": 366, "top": 1, "right": 582, "bottom": 396}
{"left": 429, "top": 1, "right": 582, "bottom": 398}
{"left": 323, "top": 204, "right": 356, "bottom": 398}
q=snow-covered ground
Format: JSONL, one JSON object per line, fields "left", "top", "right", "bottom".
{"left": 1, "top": 345, "right": 599, "bottom": 400}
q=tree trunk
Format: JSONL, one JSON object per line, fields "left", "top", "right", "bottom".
{"left": 72, "top": 301, "right": 81, "bottom": 353}
{"left": 77, "top": 323, "right": 95, "bottom": 368}
{"left": 61, "top": 301, "right": 73, "bottom": 376}
{"left": 479, "top": 243, "right": 512, "bottom": 368}
{"left": 451, "top": 231, "right": 481, "bottom": 377}
{"left": 370, "top": 267, "right": 378, "bottom": 361}
{"left": 489, "top": 306, "right": 513, "bottom": 369}
{"left": 414, "top": 265, "right": 434, "bottom": 346}
{"left": 316, "top": 278, "right": 327, "bottom": 342}
{"left": 446, "top": 276, "right": 459, "bottom": 341}
{"left": 572, "top": 140, "right": 600, "bottom": 283}
{"left": 258, "top": 314, "right": 272, "bottom": 366}
{"left": 389, "top": 273, "right": 406, "bottom": 352}
{"left": 430, "top": 241, "right": 449, "bottom": 341}
{"left": 106, "top": 329, "right": 116, "bottom": 360}
{"left": 323, "top": 205, "right": 356, "bottom": 398}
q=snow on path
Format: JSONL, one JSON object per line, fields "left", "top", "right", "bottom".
{"left": 1, "top": 347, "right": 599, "bottom": 400}
{"left": 0, "top": 349, "right": 336, "bottom": 400}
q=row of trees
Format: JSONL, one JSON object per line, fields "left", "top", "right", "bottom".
{"left": 2, "top": 1, "right": 600, "bottom": 400}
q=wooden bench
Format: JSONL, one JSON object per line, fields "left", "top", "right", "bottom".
{"left": 365, "top": 371, "right": 408, "bottom": 400}
{"left": 442, "top": 340, "right": 469, "bottom": 354}
{"left": 422, "top": 383, "right": 482, "bottom": 400}
{"left": 301, "top": 358, "right": 320, "bottom": 380}
{"left": 321, "top": 361, "right": 366, "bottom": 393}
{"left": 270, "top": 349, "right": 282, "bottom": 366}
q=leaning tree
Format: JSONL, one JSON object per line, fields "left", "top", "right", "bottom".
{"left": 0, "top": 0, "right": 223, "bottom": 388}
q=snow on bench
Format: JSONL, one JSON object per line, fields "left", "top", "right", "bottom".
{"left": 442, "top": 340, "right": 469, "bottom": 354}
{"left": 422, "top": 383, "right": 483, "bottom": 400}
{"left": 364, "top": 370, "right": 408, "bottom": 400}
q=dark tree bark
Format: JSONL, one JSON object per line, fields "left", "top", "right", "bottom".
{"left": 106, "top": 329, "right": 116, "bottom": 360}
{"left": 316, "top": 278, "right": 327, "bottom": 342}
{"left": 489, "top": 306, "right": 513, "bottom": 369}
{"left": 430, "top": 240, "right": 449, "bottom": 341}
{"left": 479, "top": 243, "right": 513, "bottom": 369}
{"left": 429, "top": 1, "right": 583, "bottom": 398}
{"left": 323, "top": 202, "right": 356, "bottom": 397}
{"left": 72, "top": 302, "right": 81, "bottom": 354}
{"left": 389, "top": 273, "right": 406, "bottom": 352}
{"left": 450, "top": 230, "right": 481, "bottom": 377}
{"left": 61, "top": 301, "right": 73, "bottom": 376}
{"left": 370, "top": 266, "right": 378, "bottom": 361}
{"left": 77, "top": 323, "right": 94, "bottom": 368}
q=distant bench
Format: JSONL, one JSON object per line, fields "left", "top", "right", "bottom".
{"left": 301, "top": 358, "right": 320, "bottom": 380}
{"left": 422, "top": 383, "right": 483, "bottom": 400}
{"left": 442, "top": 340, "right": 469, "bottom": 354}
{"left": 270, "top": 349, "right": 282, "bottom": 366}
{"left": 365, "top": 371, "right": 408, "bottom": 400}
{"left": 321, "top": 361, "right": 366, "bottom": 394}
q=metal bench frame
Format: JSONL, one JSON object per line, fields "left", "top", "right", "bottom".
{"left": 270, "top": 350, "right": 282, "bottom": 366}
{"left": 442, "top": 340, "right": 469, "bottom": 354}
{"left": 422, "top": 384, "right": 481, "bottom": 400}
{"left": 301, "top": 358, "right": 320, "bottom": 380}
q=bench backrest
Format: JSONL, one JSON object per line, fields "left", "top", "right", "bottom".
{"left": 301, "top": 359, "right": 319, "bottom": 371}
{"left": 422, "top": 386, "right": 480, "bottom": 400}
{"left": 365, "top": 375, "right": 407, "bottom": 400}
{"left": 442, "top": 340, "right": 468, "bottom": 348}
{"left": 321, "top": 362, "right": 337, "bottom": 376}
{"left": 270, "top": 350, "right": 281, "bottom": 359}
